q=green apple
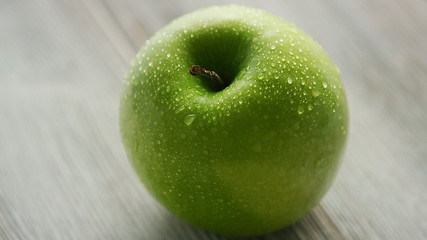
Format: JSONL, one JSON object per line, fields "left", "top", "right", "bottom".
{"left": 120, "top": 5, "right": 348, "bottom": 237}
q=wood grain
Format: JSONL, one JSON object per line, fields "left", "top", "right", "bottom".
{"left": 1, "top": 0, "right": 426, "bottom": 239}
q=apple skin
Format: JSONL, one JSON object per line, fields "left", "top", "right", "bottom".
{"left": 120, "top": 5, "right": 348, "bottom": 237}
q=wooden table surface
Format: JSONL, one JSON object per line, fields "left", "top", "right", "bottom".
{"left": 1, "top": 0, "right": 427, "bottom": 239}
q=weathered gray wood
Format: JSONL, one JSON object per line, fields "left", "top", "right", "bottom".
{"left": 1, "top": 0, "right": 426, "bottom": 239}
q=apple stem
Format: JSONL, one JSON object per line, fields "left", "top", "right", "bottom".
{"left": 189, "top": 65, "right": 224, "bottom": 88}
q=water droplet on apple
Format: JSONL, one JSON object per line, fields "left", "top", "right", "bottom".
{"left": 312, "top": 89, "right": 320, "bottom": 97}
{"left": 297, "top": 106, "right": 304, "bottom": 115}
{"left": 308, "top": 104, "right": 314, "bottom": 111}
{"left": 322, "top": 82, "right": 328, "bottom": 88}
{"left": 274, "top": 75, "right": 279, "bottom": 80}
{"left": 176, "top": 105, "right": 185, "bottom": 113}
{"left": 270, "top": 45, "right": 276, "bottom": 50}
{"left": 257, "top": 74, "right": 264, "bottom": 80}
{"left": 184, "top": 114, "right": 196, "bottom": 125}
{"left": 342, "top": 125, "right": 347, "bottom": 135}
{"left": 287, "top": 77, "right": 293, "bottom": 84}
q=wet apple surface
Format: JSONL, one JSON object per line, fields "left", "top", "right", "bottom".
{"left": 120, "top": 5, "right": 348, "bottom": 237}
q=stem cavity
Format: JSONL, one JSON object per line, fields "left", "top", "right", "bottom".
{"left": 189, "top": 65, "right": 224, "bottom": 89}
